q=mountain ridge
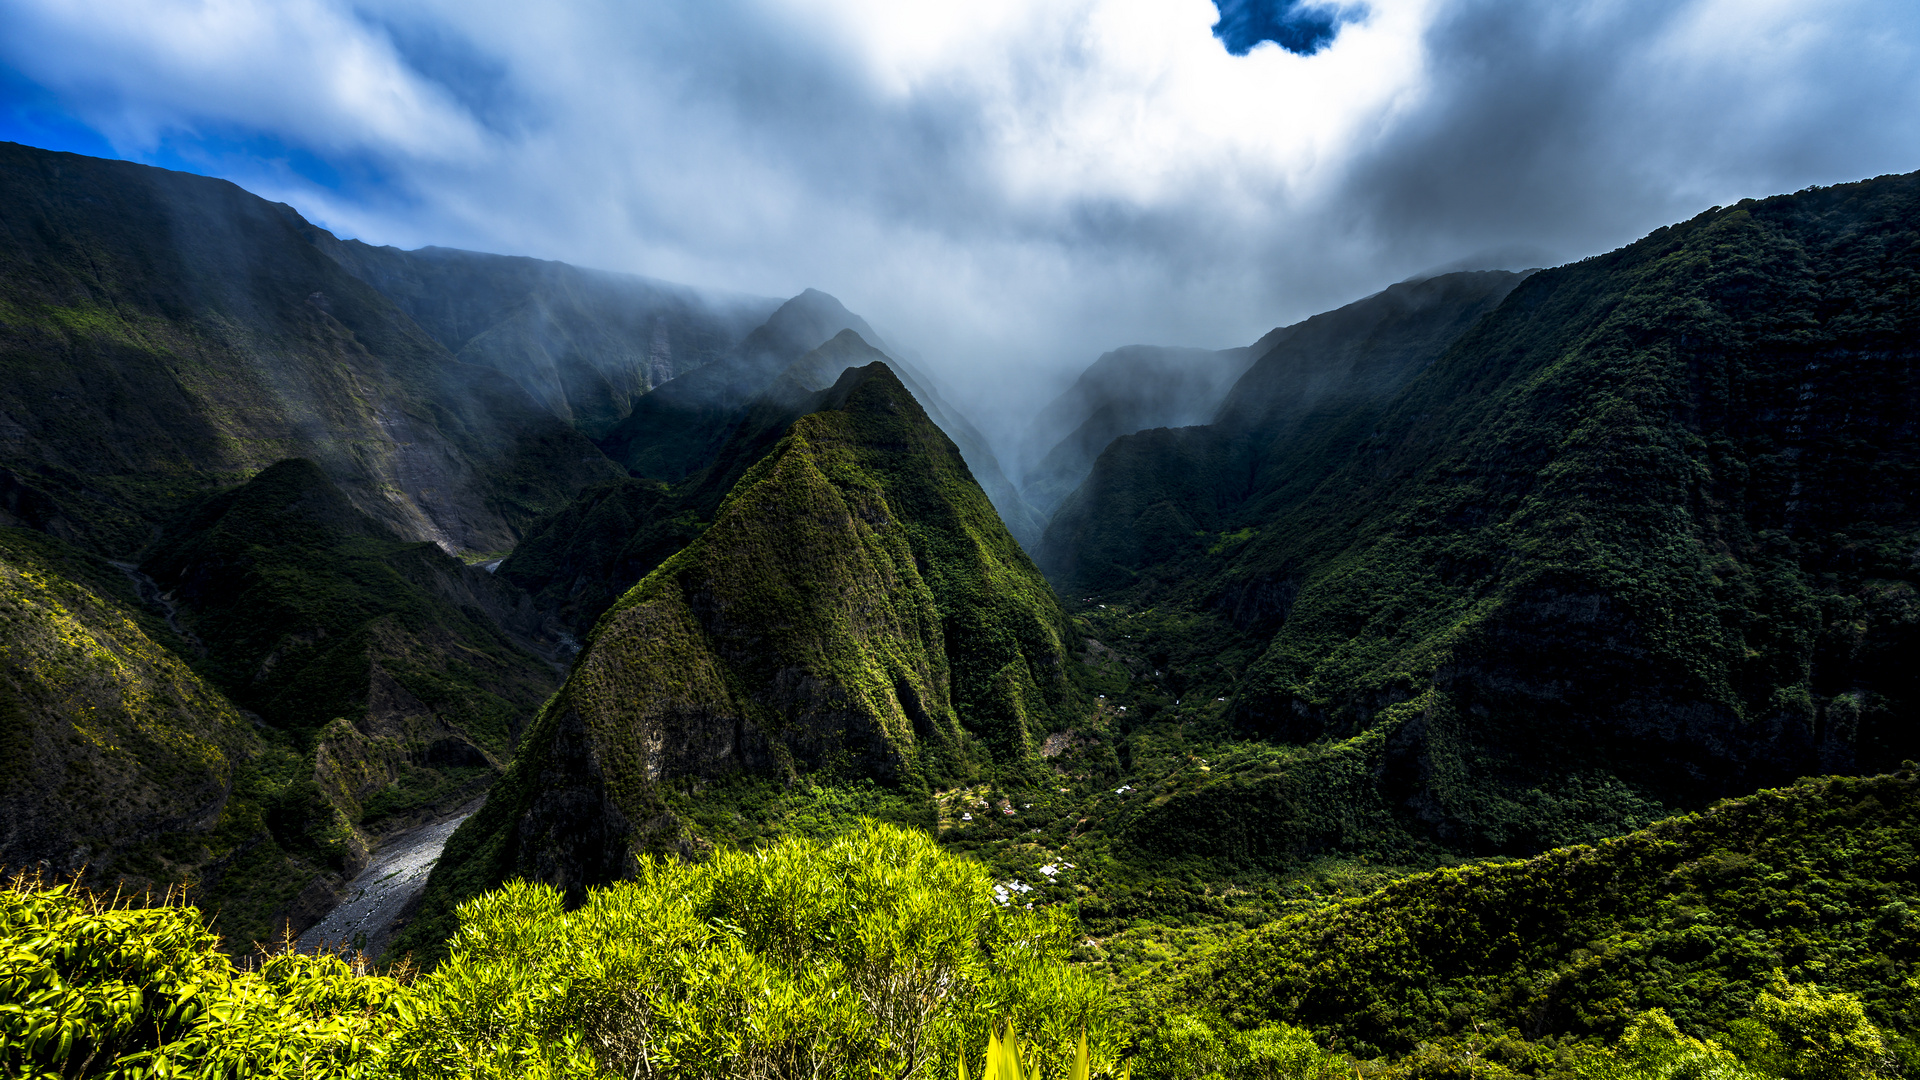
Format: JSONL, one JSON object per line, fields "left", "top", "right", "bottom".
{"left": 397, "top": 360, "right": 1088, "bottom": 954}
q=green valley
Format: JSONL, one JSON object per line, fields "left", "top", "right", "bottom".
{"left": 2, "top": 139, "right": 1918, "bottom": 1080}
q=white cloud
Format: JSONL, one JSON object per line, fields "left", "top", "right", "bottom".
{"left": 4, "top": 0, "right": 1918, "bottom": 441}
{"left": 0, "top": 0, "right": 485, "bottom": 160}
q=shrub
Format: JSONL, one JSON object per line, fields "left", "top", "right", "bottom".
{"left": 2, "top": 821, "right": 1120, "bottom": 1078}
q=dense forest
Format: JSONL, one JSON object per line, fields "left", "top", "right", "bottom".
{"left": 1, "top": 142, "right": 1916, "bottom": 1078}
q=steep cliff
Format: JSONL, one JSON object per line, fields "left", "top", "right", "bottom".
{"left": 1045, "top": 174, "right": 1920, "bottom": 856}
{"left": 401, "top": 362, "right": 1085, "bottom": 952}
{"left": 0, "top": 142, "right": 620, "bottom": 557}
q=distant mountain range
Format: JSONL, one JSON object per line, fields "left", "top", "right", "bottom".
{"left": 1014, "top": 340, "right": 1271, "bottom": 517}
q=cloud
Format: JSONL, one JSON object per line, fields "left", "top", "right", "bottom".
{"left": 1208, "top": 0, "right": 1352, "bottom": 57}
{"left": 1, "top": 0, "right": 1917, "bottom": 446}
{"left": 0, "top": 0, "right": 485, "bottom": 162}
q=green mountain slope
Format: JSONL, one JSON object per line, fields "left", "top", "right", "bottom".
{"left": 1043, "top": 174, "right": 1920, "bottom": 857}
{"left": 1184, "top": 770, "right": 1920, "bottom": 1063}
{"left": 0, "top": 526, "right": 250, "bottom": 873}
{"left": 140, "top": 458, "right": 560, "bottom": 767}
{"left": 312, "top": 240, "right": 777, "bottom": 439}
{"left": 0, "top": 142, "right": 619, "bottom": 557}
{"left": 400, "top": 362, "right": 1086, "bottom": 953}
{"left": 0, "top": 527, "right": 346, "bottom": 947}
{"left": 1039, "top": 270, "right": 1526, "bottom": 596}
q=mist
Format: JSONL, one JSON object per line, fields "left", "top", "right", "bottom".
{"left": 4, "top": 0, "right": 1917, "bottom": 451}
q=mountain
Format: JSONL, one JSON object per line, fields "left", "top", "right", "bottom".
{"left": 0, "top": 142, "right": 621, "bottom": 558}
{"left": 139, "top": 458, "right": 562, "bottom": 752}
{"left": 1041, "top": 174, "right": 1920, "bottom": 857}
{"left": 599, "top": 293, "right": 1045, "bottom": 548}
{"left": 1182, "top": 770, "right": 1920, "bottom": 1062}
{"left": 1039, "top": 270, "right": 1526, "bottom": 595}
{"left": 0, "top": 525, "right": 251, "bottom": 877}
{"left": 494, "top": 331, "right": 878, "bottom": 636}
{"left": 311, "top": 240, "right": 778, "bottom": 439}
{"left": 500, "top": 330, "right": 1048, "bottom": 641}
{"left": 399, "top": 362, "right": 1085, "bottom": 950}
{"left": 1016, "top": 341, "right": 1274, "bottom": 517}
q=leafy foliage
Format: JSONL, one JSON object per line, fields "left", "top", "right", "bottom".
{"left": 1183, "top": 770, "right": 1920, "bottom": 1065}
{"left": 2, "top": 823, "right": 1119, "bottom": 1080}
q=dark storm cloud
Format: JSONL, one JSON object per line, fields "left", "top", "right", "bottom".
{"left": 1209, "top": 0, "right": 1352, "bottom": 56}
{"left": 1340, "top": 0, "right": 1920, "bottom": 266}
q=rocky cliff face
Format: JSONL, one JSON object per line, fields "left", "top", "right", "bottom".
{"left": 402, "top": 362, "right": 1085, "bottom": 940}
{"left": 0, "top": 142, "right": 621, "bottom": 558}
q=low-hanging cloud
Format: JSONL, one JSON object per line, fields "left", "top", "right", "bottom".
{"left": 1, "top": 0, "right": 1917, "bottom": 448}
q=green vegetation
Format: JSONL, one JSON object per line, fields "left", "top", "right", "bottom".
{"left": 4, "top": 823, "right": 1121, "bottom": 1079}
{"left": 1041, "top": 173, "right": 1920, "bottom": 859}
{"left": 141, "top": 458, "right": 555, "bottom": 753}
{"left": 1179, "top": 770, "right": 1920, "bottom": 1072}
{"left": 13, "top": 782, "right": 1920, "bottom": 1079}
{"left": 0, "top": 142, "right": 618, "bottom": 558}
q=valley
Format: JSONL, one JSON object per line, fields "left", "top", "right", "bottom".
{"left": 2, "top": 141, "right": 1917, "bottom": 1079}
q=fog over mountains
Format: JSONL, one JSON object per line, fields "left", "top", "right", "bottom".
{"left": 5, "top": 0, "right": 1915, "bottom": 434}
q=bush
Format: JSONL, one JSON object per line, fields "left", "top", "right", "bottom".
{"left": 401, "top": 820, "right": 1122, "bottom": 1078}
{"left": 2, "top": 822, "right": 1120, "bottom": 1078}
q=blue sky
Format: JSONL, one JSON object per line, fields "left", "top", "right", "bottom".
{"left": 3, "top": 0, "right": 1918, "bottom": 431}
